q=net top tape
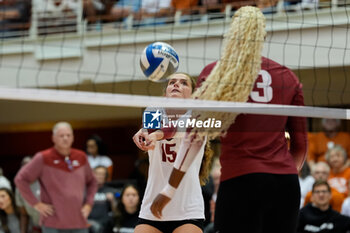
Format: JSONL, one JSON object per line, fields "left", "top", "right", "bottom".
{"left": 0, "top": 87, "right": 348, "bottom": 120}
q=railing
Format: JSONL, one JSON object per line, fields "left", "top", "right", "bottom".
{"left": 30, "top": 0, "right": 83, "bottom": 37}
{"left": 0, "top": 0, "right": 349, "bottom": 39}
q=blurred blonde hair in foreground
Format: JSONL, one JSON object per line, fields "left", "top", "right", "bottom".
{"left": 192, "top": 6, "right": 266, "bottom": 140}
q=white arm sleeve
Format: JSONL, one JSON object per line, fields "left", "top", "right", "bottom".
{"left": 174, "top": 134, "right": 205, "bottom": 172}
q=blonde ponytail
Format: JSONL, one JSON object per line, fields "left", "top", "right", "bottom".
{"left": 192, "top": 6, "right": 266, "bottom": 140}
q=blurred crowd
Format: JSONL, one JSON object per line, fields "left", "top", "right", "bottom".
{"left": 0, "top": 0, "right": 326, "bottom": 37}
{"left": 298, "top": 119, "right": 350, "bottom": 232}
{"left": 0, "top": 123, "right": 142, "bottom": 233}
{"left": 1, "top": 118, "right": 349, "bottom": 233}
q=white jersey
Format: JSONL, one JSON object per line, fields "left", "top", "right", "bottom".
{"left": 141, "top": 0, "right": 171, "bottom": 13}
{"left": 341, "top": 197, "right": 350, "bottom": 217}
{"left": 139, "top": 134, "right": 206, "bottom": 221}
{"left": 88, "top": 155, "right": 113, "bottom": 169}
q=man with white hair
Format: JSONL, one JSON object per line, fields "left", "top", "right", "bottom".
{"left": 15, "top": 121, "right": 98, "bottom": 233}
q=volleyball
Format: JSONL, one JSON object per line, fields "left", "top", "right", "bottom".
{"left": 140, "top": 42, "right": 179, "bottom": 82}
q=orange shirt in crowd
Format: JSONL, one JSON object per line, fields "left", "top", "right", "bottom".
{"left": 171, "top": 0, "right": 199, "bottom": 10}
{"left": 304, "top": 187, "right": 345, "bottom": 212}
{"left": 328, "top": 168, "right": 350, "bottom": 196}
{"left": 307, "top": 132, "right": 350, "bottom": 163}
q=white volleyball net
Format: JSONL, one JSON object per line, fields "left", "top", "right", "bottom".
{"left": 0, "top": 1, "right": 349, "bottom": 126}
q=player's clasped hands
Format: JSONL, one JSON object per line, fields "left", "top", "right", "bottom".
{"left": 132, "top": 129, "right": 157, "bottom": 151}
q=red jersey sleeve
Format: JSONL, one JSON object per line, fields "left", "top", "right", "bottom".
{"left": 286, "top": 82, "right": 308, "bottom": 171}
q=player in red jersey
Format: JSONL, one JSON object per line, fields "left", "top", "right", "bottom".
{"left": 150, "top": 6, "right": 308, "bottom": 233}
{"left": 200, "top": 58, "right": 307, "bottom": 233}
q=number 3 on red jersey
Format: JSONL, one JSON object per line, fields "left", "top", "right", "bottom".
{"left": 250, "top": 70, "right": 273, "bottom": 103}
{"left": 162, "top": 143, "right": 177, "bottom": 163}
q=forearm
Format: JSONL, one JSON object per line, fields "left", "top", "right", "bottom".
{"left": 173, "top": 134, "right": 204, "bottom": 172}
{"left": 168, "top": 168, "right": 185, "bottom": 188}
{"left": 148, "top": 128, "right": 176, "bottom": 143}
{"left": 161, "top": 134, "right": 204, "bottom": 198}
{"left": 15, "top": 176, "right": 38, "bottom": 206}
{"left": 154, "top": 125, "right": 177, "bottom": 140}
{"left": 160, "top": 168, "right": 185, "bottom": 199}
{"left": 150, "top": 130, "right": 165, "bottom": 141}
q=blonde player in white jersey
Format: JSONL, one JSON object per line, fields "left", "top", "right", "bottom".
{"left": 132, "top": 72, "right": 213, "bottom": 233}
